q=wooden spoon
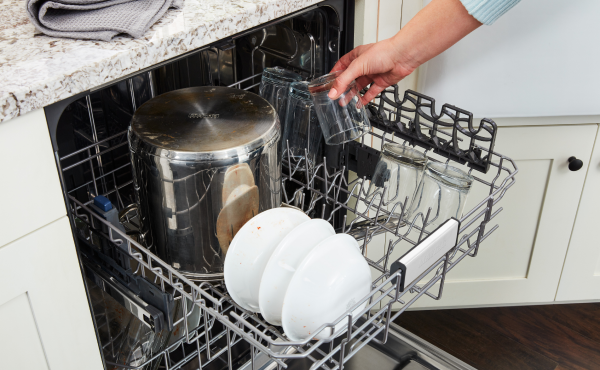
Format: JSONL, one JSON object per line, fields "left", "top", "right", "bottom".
{"left": 222, "top": 163, "right": 255, "bottom": 204}
{"left": 216, "top": 185, "right": 259, "bottom": 255}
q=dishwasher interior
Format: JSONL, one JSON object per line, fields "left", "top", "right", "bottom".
{"left": 45, "top": 2, "right": 517, "bottom": 370}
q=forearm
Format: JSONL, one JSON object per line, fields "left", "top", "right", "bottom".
{"left": 390, "top": 0, "right": 482, "bottom": 73}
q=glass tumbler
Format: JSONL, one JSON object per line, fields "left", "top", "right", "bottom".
{"left": 366, "top": 143, "right": 427, "bottom": 217}
{"left": 282, "top": 81, "right": 323, "bottom": 166}
{"left": 308, "top": 71, "right": 371, "bottom": 145}
{"left": 407, "top": 162, "right": 474, "bottom": 230}
{"left": 259, "top": 67, "right": 302, "bottom": 128}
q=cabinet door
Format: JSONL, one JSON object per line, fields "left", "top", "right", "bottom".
{"left": 0, "top": 217, "right": 103, "bottom": 370}
{"left": 388, "top": 124, "right": 597, "bottom": 309}
{"left": 0, "top": 109, "right": 67, "bottom": 248}
{"left": 556, "top": 126, "right": 600, "bottom": 302}
{"left": 354, "top": 0, "right": 421, "bottom": 92}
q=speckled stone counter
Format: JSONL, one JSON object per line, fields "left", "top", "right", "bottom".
{"left": 0, "top": 0, "right": 322, "bottom": 123}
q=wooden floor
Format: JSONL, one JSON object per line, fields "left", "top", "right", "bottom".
{"left": 394, "top": 303, "right": 600, "bottom": 370}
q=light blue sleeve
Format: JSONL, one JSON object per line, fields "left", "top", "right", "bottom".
{"left": 460, "top": 0, "right": 522, "bottom": 25}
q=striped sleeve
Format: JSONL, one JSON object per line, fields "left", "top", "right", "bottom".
{"left": 460, "top": 0, "right": 522, "bottom": 25}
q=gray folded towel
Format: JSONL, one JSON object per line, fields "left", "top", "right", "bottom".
{"left": 26, "top": 0, "right": 184, "bottom": 41}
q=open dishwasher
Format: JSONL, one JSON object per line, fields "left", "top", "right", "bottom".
{"left": 45, "top": 1, "right": 518, "bottom": 369}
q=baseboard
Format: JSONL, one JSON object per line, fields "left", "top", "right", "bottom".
{"left": 401, "top": 298, "right": 600, "bottom": 311}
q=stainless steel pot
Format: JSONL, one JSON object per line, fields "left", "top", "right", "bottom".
{"left": 128, "top": 86, "right": 281, "bottom": 281}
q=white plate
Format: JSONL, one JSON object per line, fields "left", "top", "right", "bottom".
{"left": 224, "top": 207, "right": 310, "bottom": 312}
{"left": 282, "top": 234, "right": 372, "bottom": 341}
{"left": 259, "top": 219, "right": 336, "bottom": 325}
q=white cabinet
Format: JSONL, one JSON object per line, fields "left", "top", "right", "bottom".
{"left": 354, "top": 0, "right": 420, "bottom": 93}
{"left": 556, "top": 127, "right": 600, "bottom": 302}
{"left": 0, "top": 217, "right": 103, "bottom": 370}
{"left": 393, "top": 124, "right": 597, "bottom": 308}
{"left": 0, "top": 109, "right": 67, "bottom": 248}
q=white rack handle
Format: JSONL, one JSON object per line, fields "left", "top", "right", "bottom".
{"left": 391, "top": 218, "right": 460, "bottom": 291}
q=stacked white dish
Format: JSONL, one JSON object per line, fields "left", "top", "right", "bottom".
{"left": 224, "top": 208, "right": 372, "bottom": 341}
{"left": 224, "top": 207, "right": 310, "bottom": 312}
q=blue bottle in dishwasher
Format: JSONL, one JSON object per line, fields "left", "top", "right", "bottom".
{"left": 90, "top": 195, "right": 126, "bottom": 233}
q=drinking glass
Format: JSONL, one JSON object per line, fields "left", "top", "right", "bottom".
{"left": 282, "top": 81, "right": 323, "bottom": 166}
{"left": 366, "top": 143, "right": 427, "bottom": 217}
{"left": 407, "top": 162, "right": 474, "bottom": 230}
{"left": 259, "top": 67, "right": 302, "bottom": 128}
{"left": 308, "top": 71, "right": 371, "bottom": 145}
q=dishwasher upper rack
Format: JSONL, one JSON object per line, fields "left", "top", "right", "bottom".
{"left": 364, "top": 86, "right": 498, "bottom": 174}
{"left": 62, "top": 93, "right": 517, "bottom": 370}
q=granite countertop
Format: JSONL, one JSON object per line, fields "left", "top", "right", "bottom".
{"left": 0, "top": 0, "right": 321, "bottom": 123}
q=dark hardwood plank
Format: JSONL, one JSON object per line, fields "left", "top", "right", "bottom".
{"left": 395, "top": 310, "right": 558, "bottom": 370}
{"left": 463, "top": 305, "right": 600, "bottom": 370}
{"left": 526, "top": 303, "right": 600, "bottom": 344}
{"left": 554, "top": 366, "right": 574, "bottom": 370}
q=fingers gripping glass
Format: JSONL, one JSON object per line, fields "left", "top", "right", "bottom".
{"left": 308, "top": 71, "right": 371, "bottom": 145}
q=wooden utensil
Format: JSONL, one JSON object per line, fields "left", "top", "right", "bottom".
{"left": 216, "top": 185, "right": 259, "bottom": 255}
{"left": 222, "top": 163, "right": 255, "bottom": 204}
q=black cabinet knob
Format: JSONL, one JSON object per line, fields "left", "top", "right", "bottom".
{"left": 568, "top": 156, "right": 584, "bottom": 171}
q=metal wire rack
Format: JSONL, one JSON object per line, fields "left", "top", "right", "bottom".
{"left": 57, "top": 82, "right": 517, "bottom": 370}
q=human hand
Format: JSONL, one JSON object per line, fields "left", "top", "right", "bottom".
{"left": 327, "top": 39, "right": 417, "bottom": 105}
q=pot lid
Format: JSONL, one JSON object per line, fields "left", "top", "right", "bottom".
{"left": 130, "top": 86, "right": 279, "bottom": 158}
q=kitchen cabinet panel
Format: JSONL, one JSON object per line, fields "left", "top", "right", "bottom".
{"left": 354, "top": 0, "right": 422, "bottom": 93}
{"left": 0, "top": 109, "right": 66, "bottom": 248}
{"left": 0, "top": 217, "right": 103, "bottom": 370}
{"left": 399, "top": 0, "right": 421, "bottom": 28}
{"left": 555, "top": 126, "right": 600, "bottom": 302}
{"left": 377, "top": 0, "right": 403, "bottom": 41}
{"left": 354, "top": 0, "right": 379, "bottom": 46}
{"left": 448, "top": 159, "right": 551, "bottom": 281}
{"left": 381, "top": 125, "right": 598, "bottom": 309}
{"left": 396, "top": 0, "right": 421, "bottom": 98}
{"left": 0, "top": 293, "right": 49, "bottom": 370}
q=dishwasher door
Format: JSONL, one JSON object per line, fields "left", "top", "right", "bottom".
{"left": 238, "top": 321, "right": 476, "bottom": 370}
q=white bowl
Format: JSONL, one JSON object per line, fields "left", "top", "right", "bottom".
{"left": 224, "top": 207, "right": 310, "bottom": 312}
{"left": 281, "top": 234, "right": 372, "bottom": 341}
{"left": 259, "top": 219, "right": 336, "bottom": 325}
